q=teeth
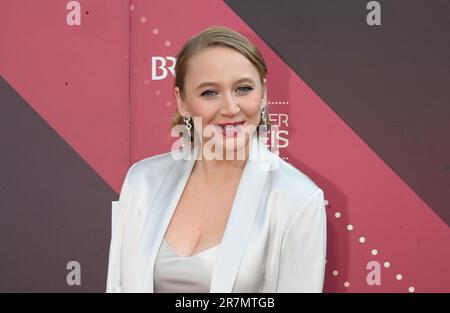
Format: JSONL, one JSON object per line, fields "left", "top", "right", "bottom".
{"left": 220, "top": 124, "right": 243, "bottom": 135}
{"left": 215, "top": 122, "right": 244, "bottom": 136}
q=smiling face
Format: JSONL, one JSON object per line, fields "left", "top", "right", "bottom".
{"left": 174, "top": 46, "right": 267, "bottom": 158}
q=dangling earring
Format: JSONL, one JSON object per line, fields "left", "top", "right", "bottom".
{"left": 183, "top": 114, "right": 192, "bottom": 142}
{"left": 261, "top": 106, "right": 268, "bottom": 128}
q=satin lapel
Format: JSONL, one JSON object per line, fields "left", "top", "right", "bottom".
{"left": 210, "top": 133, "right": 274, "bottom": 292}
{"left": 136, "top": 132, "right": 274, "bottom": 292}
{"left": 137, "top": 141, "right": 200, "bottom": 292}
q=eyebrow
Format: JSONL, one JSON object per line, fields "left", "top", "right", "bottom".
{"left": 195, "top": 77, "right": 256, "bottom": 91}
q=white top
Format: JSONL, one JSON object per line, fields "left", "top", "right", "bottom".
{"left": 153, "top": 239, "right": 221, "bottom": 293}
{"left": 106, "top": 131, "right": 326, "bottom": 293}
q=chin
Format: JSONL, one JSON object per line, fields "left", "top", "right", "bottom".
{"left": 221, "top": 132, "right": 251, "bottom": 157}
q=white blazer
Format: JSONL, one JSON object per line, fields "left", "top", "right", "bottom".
{"left": 106, "top": 132, "right": 327, "bottom": 293}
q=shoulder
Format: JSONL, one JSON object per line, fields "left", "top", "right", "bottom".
{"left": 270, "top": 154, "right": 321, "bottom": 198}
{"left": 124, "top": 150, "right": 176, "bottom": 186}
{"left": 268, "top": 153, "right": 324, "bottom": 221}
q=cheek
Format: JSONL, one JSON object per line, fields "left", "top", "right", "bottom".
{"left": 241, "top": 99, "right": 261, "bottom": 121}
{"left": 190, "top": 103, "right": 217, "bottom": 125}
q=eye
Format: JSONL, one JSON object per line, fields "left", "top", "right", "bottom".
{"left": 236, "top": 85, "right": 253, "bottom": 93}
{"left": 200, "top": 86, "right": 253, "bottom": 97}
{"left": 200, "top": 89, "right": 217, "bottom": 97}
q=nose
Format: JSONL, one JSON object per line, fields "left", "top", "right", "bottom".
{"left": 220, "top": 92, "right": 240, "bottom": 116}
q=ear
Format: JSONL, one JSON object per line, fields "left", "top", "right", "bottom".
{"left": 174, "top": 86, "right": 190, "bottom": 116}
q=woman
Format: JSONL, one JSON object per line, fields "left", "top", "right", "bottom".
{"left": 106, "top": 26, "right": 327, "bottom": 293}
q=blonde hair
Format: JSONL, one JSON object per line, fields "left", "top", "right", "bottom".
{"left": 171, "top": 25, "right": 271, "bottom": 142}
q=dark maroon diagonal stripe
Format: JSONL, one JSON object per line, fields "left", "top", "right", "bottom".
{"left": 224, "top": 0, "right": 450, "bottom": 225}
{"left": 0, "top": 75, "right": 117, "bottom": 292}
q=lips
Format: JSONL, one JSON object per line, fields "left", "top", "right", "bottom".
{"left": 214, "top": 121, "right": 246, "bottom": 137}
{"left": 216, "top": 121, "right": 245, "bottom": 128}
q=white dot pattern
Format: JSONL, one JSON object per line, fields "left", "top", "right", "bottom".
{"left": 125, "top": 17, "right": 417, "bottom": 292}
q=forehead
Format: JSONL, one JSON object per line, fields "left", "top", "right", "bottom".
{"left": 185, "top": 46, "right": 260, "bottom": 86}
